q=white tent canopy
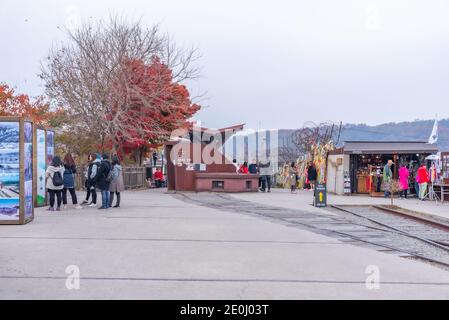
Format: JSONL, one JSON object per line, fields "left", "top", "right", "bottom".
{"left": 425, "top": 154, "right": 440, "bottom": 161}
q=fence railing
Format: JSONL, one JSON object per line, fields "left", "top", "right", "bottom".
{"left": 75, "top": 166, "right": 147, "bottom": 190}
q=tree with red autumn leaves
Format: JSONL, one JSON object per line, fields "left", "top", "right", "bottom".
{"left": 40, "top": 17, "right": 201, "bottom": 163}
{"left": 109, "top": 57, "right": 200, "bottom": 162}
{"left": 0, "top": 83, "right": 64, "bottom": 127}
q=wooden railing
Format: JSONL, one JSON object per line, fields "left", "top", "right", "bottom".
{"left": 75, "top": 166, "right": 147, "bottom": 190}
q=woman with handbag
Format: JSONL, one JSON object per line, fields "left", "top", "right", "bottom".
{"left": 62, "top": 153, "right": 82, "bottom": 210}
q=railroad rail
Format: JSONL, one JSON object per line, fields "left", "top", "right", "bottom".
{"left": 330, "top": 204, "right": 449, "bottom": 268}
{"left": 175, "top": 192, "right": 449, "bottom": 270}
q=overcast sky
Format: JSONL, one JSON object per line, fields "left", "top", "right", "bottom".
{"left": 1, "top": 0, "right": 449, "bottom": 129}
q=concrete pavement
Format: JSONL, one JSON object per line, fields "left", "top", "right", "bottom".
{"left": 233, "top": 188, "right": 449, "bottom": 220}
{"left": 1, "top": 189, "right": 449, "bottom": 299}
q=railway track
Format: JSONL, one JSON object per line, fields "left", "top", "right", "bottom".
{"left": 175, "top": 192, "right": 449, "bottom": 270}
{"left": 329, "top": 205, "right": 449, "bottom": 268}
{"left": 331, "top": 205, "right": 449, "bottom": 251}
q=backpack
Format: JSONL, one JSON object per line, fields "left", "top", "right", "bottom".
{"left": 105, "top": 171, "right": 113, "bottom": 183}
{"left": 52, "top": 171, "right": 63, "bottom": 187}
{"left": 104, "top": 165, "right": 114, "bottom": 183}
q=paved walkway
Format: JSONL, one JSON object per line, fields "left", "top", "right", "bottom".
{"left": 1, "top": 189, "right": 449, "bottom": 299}
{"left": 233, "top": 189, "right": 449, "bottom": 220}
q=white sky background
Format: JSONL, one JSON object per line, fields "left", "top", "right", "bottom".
{"left": 1, "top": 0, "right": 449, "bottom": 129}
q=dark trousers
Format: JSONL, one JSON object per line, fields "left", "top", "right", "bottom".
{"left": 86, "top": 188, "right": 97, "bottom": 204}
{"left": 261, "top": 175, "right": 272, "bottom": 191}
{"left": 155, "top": 180, "right": 163, "bottom": 188}
{"left": 401, "top": 189, "right": 408, "bottom": 199}
{"left": 109, "top": 192, "right": 121, "bottom": 207}
{"left": 62, "top": 188, "right": 78, "bottom": 205}
{"left": 48, "top": 189, "right": 62, "bottom": 208}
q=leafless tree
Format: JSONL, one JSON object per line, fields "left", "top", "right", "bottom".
{"left": 40, "top": 16, "right": 201, "bottom": 154}
{"left": 279, "top": 121, "right": 340, "bottom": 163}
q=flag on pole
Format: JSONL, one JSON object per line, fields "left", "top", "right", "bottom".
{"left": 428, "top": 118, "right": 438, "bottom": 144}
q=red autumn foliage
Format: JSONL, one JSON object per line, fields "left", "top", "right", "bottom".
{"left": 110, "top": 57, "right": 200, "bottom": 157}
{"left": 0, "top": 83, "right": 65, "bottom": 127}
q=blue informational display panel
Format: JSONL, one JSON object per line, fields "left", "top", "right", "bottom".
{"left": 0, "top": 121, "right": 20, "bottom": 223}
{"left": 36, "top": 129, "right": 46, "bottom": 206}
{"left": 0, "top": 118, "right": 36, "bottom": 225}
{"left": 24, "top": 122, "right": 33, "bottom": 220}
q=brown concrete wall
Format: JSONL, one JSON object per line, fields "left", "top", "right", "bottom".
{"left": 195, "top": 175, "right": 259, "bottom": 193}
{"left": 166, "top": 141, "right": 239, "bottom": 191}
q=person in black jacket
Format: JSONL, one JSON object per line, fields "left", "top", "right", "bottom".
{"left": 82, "top": 153, "right": 101, "bottom": 207}
{"left": 96, "top": 154, "right": 112, "bottom": 210}
{"left": 62, "top": 153, "right": 82, "bottom": 210}
{"left": 307, "top": 163, "right": 318, "bottom": 191}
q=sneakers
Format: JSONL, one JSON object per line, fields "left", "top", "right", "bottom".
{"left": 75, "top": 205, "right": 83, "bottom": 209}
{"left": 63, "top": 205, "right": 68, "bottom": 210}
{"left": 81, "top": 201, "right": 89, "bottom": 205}
{"left": 47, "top": 207, "right": 55, "bottom": 212}
{"left": 88, "top": 203, "right": 96, "bottom": 207}
{"left": 56, "top": 207, "right": 61, "bottom": 211}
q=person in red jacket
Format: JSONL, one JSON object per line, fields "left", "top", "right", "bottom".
{"left": 238, "top": 162, "right": 249, "bottom": 174}
{"left": 416, "top": 163, "right": 429, "bottom": 200}
{"left": 154, "top": 168, "right": 165, "bottom": 188}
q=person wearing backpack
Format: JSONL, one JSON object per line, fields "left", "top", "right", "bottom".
{"left": 46, "top": 156, "right": 65, "bottom": 212}
{"left": 62, "top": 153, "right": 82, "bottom": 210}
{"left": 96, "top": 153, "right": 112, "bottom": 210}
{"left": 109, "top": 156, "right": 125, "bottom": 208}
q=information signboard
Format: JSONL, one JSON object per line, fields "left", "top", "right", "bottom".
{"left": 314, "top": 184, "right": 327, "bottom": 208}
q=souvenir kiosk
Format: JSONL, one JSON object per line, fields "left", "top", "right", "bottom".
{"left": 0, "top": 117, "right": 35, "bottom": 225}
{"left": 326, "top": 141, "right": 438, "bottom": 196}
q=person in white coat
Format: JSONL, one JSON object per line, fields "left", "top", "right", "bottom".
{"left": 46, "top": 156, "right": 65, "bottom": 212}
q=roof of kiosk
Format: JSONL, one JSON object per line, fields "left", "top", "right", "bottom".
{"left": 166, "top": 123, "right": 245, "bottom": 145}
{"left": 339, "top": 141, "right": 439, "bottom": 154}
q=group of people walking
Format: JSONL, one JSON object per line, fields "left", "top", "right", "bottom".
{"left": 45, "top": 153, "right": 125, "bottom": 211}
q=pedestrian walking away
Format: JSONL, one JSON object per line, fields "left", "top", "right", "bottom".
{"left": 96, "top": 153, "right": 112, "bottom": 209}
{"left": 109, "top": 156, "right": 125, "bottom": 208}
{"left": 46, "top": 156, "right": 65, "bottom": 212}
{"left": 62, "top": 153, "right": 82, "bottom": 210}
